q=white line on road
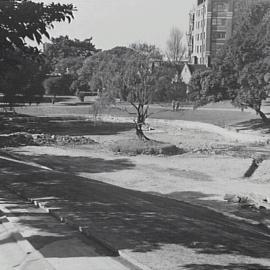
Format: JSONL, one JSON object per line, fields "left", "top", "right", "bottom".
{"left": 0, "top": 155, "right": 52, "bottom": 171}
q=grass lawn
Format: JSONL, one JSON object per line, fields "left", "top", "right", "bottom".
{"left": 13, "top": 101, "right": 259, "bottom": 128}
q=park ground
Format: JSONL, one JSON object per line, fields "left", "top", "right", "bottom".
{"left": 1, "top": 97, "right": 270, "bottom": 269}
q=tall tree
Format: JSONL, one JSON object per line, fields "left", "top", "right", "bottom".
{"left": 122, "top": 55, "right": 156, "bottom": 140}
{"left": 44, "top": 36, "right": 99, "bottom": 94}
{"left": 1, "top": 50, "right": 46, "bottom": 104}
{"left": 0, "top": 0, "right": 74, "bottom": 53}
{"left": 82, "top": 46, "right": 188, "bottom": 139}
{"left": 0, "top": 0, "right": 75, "bottom": 103}
{"left": 44, "top": 36, "right": 98, "bottom": 73}
{"left": 77, "top": 47, "right": 136, "bottom": 97}
{"left": 166, "top": 27, "right": 186, "bottom": 62}
{"left": 153, "top": 64, "right": 187, "bottom": 102}
{"left": 79, "top": 47, "right": 161, "bottom": 139}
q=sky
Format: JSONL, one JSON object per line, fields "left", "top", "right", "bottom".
{"left": 39, "top": 0, "right": 196, "bottom": 51}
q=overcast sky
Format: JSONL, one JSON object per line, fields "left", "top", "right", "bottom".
{"left": 39, "top": 0, "right": 196, "bottom": 51}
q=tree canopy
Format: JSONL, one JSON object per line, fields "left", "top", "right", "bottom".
{"left": 1, "top": 49, "right": 46, "bottom": 104}
{"left": 44, "top": 36, "right": 98, "bottom": 73}
{"left": 79, "top": 46, "right": 187, "bottom": 139}
{"left": 0, "top": 0, "right": 75, "bottom": 103}
{"left": 77, "top": 47, "right": 137, "bottom": 97}
{"left": 44, "top": 36, "right": 99, "bottom": 94}
{"left": 153, "top": 63, "right": 187, "bottom": 102}
{"left": 0, "top": 0, "right": 74, "bottom": 53}
{"left": 129, "top": 42, "right": 163, "bottom": 61}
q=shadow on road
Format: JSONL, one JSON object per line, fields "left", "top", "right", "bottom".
{"left": 1, "top": 157, "right": 270, "bottom": 262}
{"left": 157, "top": 191, "right": 270, "bottom": 237}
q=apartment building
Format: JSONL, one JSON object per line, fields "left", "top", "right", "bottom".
{"left": 187, "top": 0, "right": 265, "bottom": 67}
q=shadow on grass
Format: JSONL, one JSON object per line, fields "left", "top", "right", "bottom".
{"left": 0, "top": 113, "right": 134, "bottom": 136}
{"left": 1, "top": 158, "right": 270, "bottom": 260}
{"left": 184, "top": 263, "right": 270, "bottom": 270}
{"left": 15, "top": 154, "right": 136, "bottom": 174}
{"left": 232, "top": 118, "right": 270, "bottom": 134}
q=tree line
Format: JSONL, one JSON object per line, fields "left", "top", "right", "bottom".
{"left": 0, "top": 0, "right": 187, "bottom": 105}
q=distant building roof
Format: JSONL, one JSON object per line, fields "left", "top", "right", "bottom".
{"left": 180, "top": 63, "right": 207, "bottom": 85}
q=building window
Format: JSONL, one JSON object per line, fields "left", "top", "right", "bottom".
{"left": 213, "top": 3, "right": 226, "bottom": 12}
{"left": 213, "top": 18, "right": 227, "bottom": 26}
{"left": 213, "top": 31, "right": 226, "bottom": 39}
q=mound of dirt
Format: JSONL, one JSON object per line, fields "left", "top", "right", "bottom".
{"left": 0, "top": 132, "right": 97, "bottom": 148}
{"left": 111, "top": 138, "right": 185, "bottom": 156}
{"left": 0, "top": 133, "right": 35, "bottom": 148}
{"left": 33, "top": 134, "right": 97, "bottom": 146}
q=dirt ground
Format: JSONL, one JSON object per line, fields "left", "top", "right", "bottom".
{"left": 10, "top": 118, "right": 270, "bottom": 203}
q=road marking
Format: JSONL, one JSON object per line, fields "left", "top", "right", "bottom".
{"left": 0, "top": 155, "right": 52, "bottom": 171}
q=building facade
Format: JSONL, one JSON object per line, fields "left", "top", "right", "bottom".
{"left": 187, "top": 0, "right": 266, "bottom": 67}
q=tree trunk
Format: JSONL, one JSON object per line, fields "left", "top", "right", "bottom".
{"left": 255, "top": 109, "right": 268, "bottom": 122}
{"left": 135, "top": 112, "right": 150, "bottom": 141}
{"left": 135, "top": 122, "right": 150, "bottom": 141}
{"left": 244, "top": 158, "right": 263, "bottom": 178}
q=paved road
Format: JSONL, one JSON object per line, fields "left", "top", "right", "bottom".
{"left": 0, "top": 186, "right": 135, "bottom": 270}
{"left": 1, "top": 155, "right": 270, "bottom": 269}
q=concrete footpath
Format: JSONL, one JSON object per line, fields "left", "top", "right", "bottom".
{"left": 0, "top": 188, "right": 135, "bottom": 270}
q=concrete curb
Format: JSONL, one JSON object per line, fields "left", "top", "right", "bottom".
{"left": 119, "top": 251, "right": 153, "bottom": 270}
{"left": 2, "top": 185, "right": 152, "bottom": 270}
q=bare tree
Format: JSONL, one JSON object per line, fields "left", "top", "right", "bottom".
{"left": 166, "top": 27, "right": 186, "bottom": 62}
